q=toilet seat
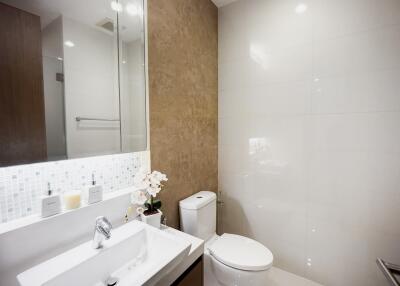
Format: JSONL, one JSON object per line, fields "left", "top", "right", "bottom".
{"left": 208, "top": 233, "right": 273, "bottom": 271}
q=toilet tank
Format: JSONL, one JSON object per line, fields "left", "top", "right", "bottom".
{"left": 179, "top": 191, "right": 217, "bottom": 241}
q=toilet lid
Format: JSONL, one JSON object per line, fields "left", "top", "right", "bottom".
{"left": 208, "top": 234, "right": 273, "bottom": 271}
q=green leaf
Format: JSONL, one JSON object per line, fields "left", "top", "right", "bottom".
{"left": 152, "top": 199, "right": 162, "bottom": 209}
{"left": 144, "top": 199, "right": 162, "bottom": 210}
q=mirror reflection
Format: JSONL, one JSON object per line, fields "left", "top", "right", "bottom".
{"left": 0, "top": 0, "right": 146, "bottom": 167}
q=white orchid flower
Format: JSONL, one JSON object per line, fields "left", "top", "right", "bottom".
{"left": 132, "top": 169, "right": 167, "bottom": 201}
{"left": 152, "top": 171, "right": 168, "bottom": 182}
{"left": 148, "top": 184, "right": 162, "bottom": 196}
{"left": 133, "top": 170, "right": 151, "bottom": 190}
{"left": 149, "top": 177, "right": 161, "bottom": 188}
{"left": 131, "top": 190, "right": 148, "bottom": 205}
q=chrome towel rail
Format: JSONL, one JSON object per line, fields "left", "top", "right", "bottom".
{"left": 75, "top": 117, "right": 120, "bottom": 122}
{"left": 377, "top": 258, "right": 400, "bottom": 286}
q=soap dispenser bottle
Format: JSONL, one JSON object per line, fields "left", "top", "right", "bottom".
{"left": 83, "top": 174, "right": 103, "bottom": 205}
{"left": 40, "top": 183, "right": 61, "bottom": 218}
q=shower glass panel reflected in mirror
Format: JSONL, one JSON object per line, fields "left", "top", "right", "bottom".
{"left": 0, "top": 0, "right": 147, "bottom": 167}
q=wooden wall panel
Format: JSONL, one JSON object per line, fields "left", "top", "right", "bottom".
{"left": 0, "top": 3, "right": 47, "bottom": 167}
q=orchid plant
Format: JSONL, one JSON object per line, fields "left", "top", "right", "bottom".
{"left": 129, "top": 169, "right": 168, "bottom": 218}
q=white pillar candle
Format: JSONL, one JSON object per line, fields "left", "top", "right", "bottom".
{"left": 64, "top": 191, "right": 82, "bottom": 210}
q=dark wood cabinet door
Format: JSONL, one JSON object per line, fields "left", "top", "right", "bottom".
{"left": 0, "top": 3, "right": 47, "bottom": 166}
{"left": 171, "top": 256, "right": 203, "bottom": 286}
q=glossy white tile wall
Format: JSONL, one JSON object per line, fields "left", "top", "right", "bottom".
{"left": 218, "top": 0, "right": 400, "bottom": 285}
{"left": 0, "top": 151, "right": 149, "bottom": 223}
{"left": 63, "top": 17, "right": 121, "bottom": 158}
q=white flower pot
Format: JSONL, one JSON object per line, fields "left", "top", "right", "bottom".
{"left": 140, "top": 209, "right": 162, "bottom": 229}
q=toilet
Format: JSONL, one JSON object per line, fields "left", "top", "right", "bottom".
{"left": 180, "top": 191, "right": 274, "bottom": 286}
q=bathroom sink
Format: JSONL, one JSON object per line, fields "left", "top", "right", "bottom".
{"left": 17, "top": 220, "right": 191, "bottom": 286}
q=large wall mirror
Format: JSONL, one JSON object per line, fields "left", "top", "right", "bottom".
{"left": 0, "top": 0, "right": 147, "bottom": 167}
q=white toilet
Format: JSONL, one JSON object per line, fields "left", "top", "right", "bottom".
{"left": 180, "top": 191, "right": 274, "bottom": 286}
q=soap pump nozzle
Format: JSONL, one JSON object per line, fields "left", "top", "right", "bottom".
{"left": 47, "top": 182, "right": 52, "bottom": 196}
{"left": 91, "top": 174, "right": 96, "bottom": 186}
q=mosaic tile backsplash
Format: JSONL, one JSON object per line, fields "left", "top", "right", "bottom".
{"left": 0, "top": 152, "right": 149, "bottom": 223}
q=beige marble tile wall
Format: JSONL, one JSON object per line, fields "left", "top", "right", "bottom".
{"left": 148, "top": 0, "right": 218, "bottom": 229}
{"left": 218, "top": 0, "right": 400, "bottom": 285}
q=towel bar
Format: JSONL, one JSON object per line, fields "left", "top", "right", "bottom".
{"left": 377, "top": 258, "right": 400, "bottom": 286}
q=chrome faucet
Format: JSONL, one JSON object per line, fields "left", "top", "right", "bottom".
{"left": 92, "top": 216, "right": 112, "bottom": 249}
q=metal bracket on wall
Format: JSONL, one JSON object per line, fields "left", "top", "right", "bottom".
{"left": 377, "top": 258, "right": 400, "bottom": 286}
{"left": 56, "top": 73, "right": 64, "bottom": 82}
{"left": 217, "top": 190, "right": 224, "bottom": 205}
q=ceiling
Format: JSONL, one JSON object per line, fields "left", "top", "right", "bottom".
{"left": 0, "top": 0, "right": 143, "bottom": 42}
{"left": 211, "top": 0, "right": 239, "bottom": 8}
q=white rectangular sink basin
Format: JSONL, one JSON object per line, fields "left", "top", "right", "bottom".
{"left": 17, "top": 220, "right": 191, "bottom": 286}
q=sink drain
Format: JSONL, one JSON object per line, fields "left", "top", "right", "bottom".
{"left": 106, "top": 277, "right": 119, "bottom": 286}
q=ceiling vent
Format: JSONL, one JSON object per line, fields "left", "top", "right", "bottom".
{"left": 96, "top": 18, "right": 114, "bottom": 33}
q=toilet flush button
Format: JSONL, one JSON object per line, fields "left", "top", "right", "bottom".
{"left": 179, "top": 191, "right": 216, "bottom": 210}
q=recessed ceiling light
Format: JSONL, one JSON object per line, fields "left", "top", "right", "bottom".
{"left": 111, "top": 1, "right": 122, "bottom": 12}
{"left": 295, "top": 3, "right": 307, "bottom": 14}
{"left": 314, "top": 78, "right": 320, "bottom": 82}
{"left": 64, "top": 41, "right": 75, "bottom": 48}
{"left": 126, "top": 3, "right": 139, "bottom": 16}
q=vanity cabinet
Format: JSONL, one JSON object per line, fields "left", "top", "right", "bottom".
{"left": 172, "top": 256, "right": 203, "bottom": 286}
